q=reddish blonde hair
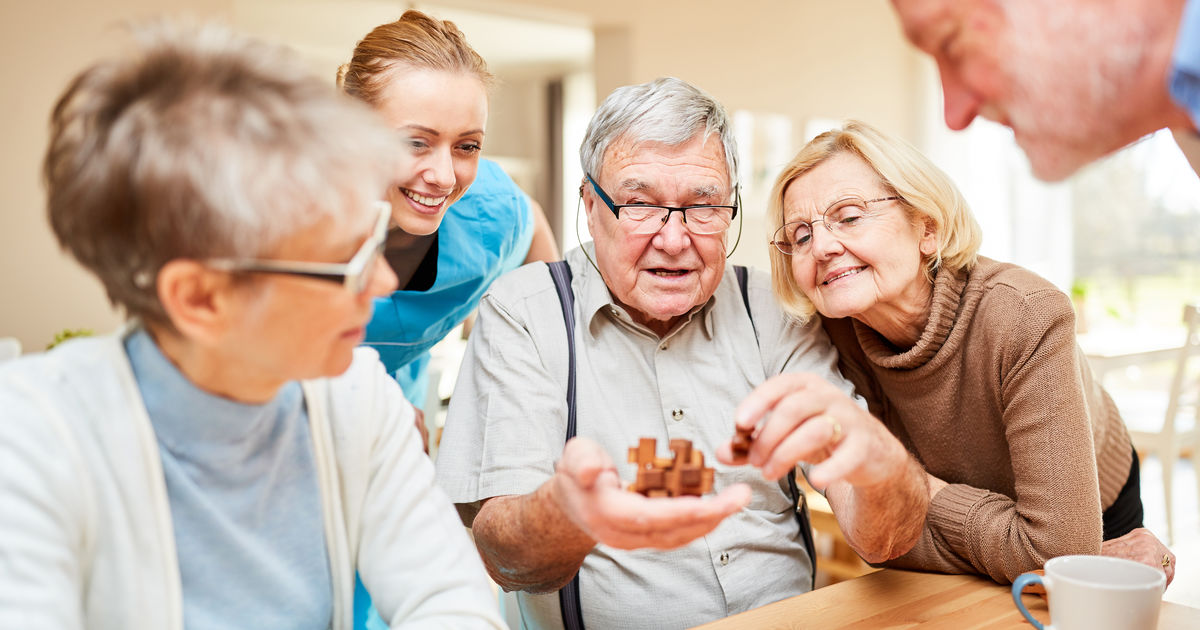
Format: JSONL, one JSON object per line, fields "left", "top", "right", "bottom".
{"left": 337, "top": 9, "right": 494, "bottom": 105}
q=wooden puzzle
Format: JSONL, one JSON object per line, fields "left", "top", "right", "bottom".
{"left": 626, "top": 437, "right": 715, "bottom": 497}
{"left": 730, "top": 425, "right": 754, "bottom": 457}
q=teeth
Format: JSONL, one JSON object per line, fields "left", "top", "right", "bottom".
{"left": 403, "top": 189, "right": 448, "bottom": 207}
{"left": 652, "top": 270, "right": 687, "bottom": 276}
{"left": 825, "top": 268, "right": 862, "bottom": 284}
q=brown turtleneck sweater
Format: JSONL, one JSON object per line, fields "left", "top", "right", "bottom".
{"left": 823, "top": 257, "right": 1132, "bottom": 583}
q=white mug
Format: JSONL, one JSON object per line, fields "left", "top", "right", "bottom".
{"left": 1011, "top": 555, "right": 1166, "bottom": 630}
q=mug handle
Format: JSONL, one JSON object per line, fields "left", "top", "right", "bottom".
{"left": 1011, "top": 572, "right": 1047, "bottom": 629}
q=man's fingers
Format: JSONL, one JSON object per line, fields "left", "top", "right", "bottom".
{"left": 559, "top": 437, "right": 617, "bottom": 489}
{"left": 735, "top": 373, "right": 816, "bottom": 428}
{"left": 597, "top": 484, "right": 751, "bottom": 549}
{"left": 759, "top": 417, "right": 837, "bottom": 480}
{"left": 806, "top": 434, "right": 870, "bottom": 488}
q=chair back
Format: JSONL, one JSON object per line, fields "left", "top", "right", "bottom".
{"left": 1123, "top": 303, "right": 1200, "bottom": 544}
{"left": 1157, "top": 304, "right": 1200, "bottom": 438}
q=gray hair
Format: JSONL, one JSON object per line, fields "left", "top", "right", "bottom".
{"left": 44, "top": 20, "right": 398, "bottom": 326}
{"left": 580, "top": 77, "right": 738, "bottom": 187}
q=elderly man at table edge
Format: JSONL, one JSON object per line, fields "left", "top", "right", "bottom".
{"left": 889, "top": 0, "right": 1200, "bottom": 182}
{"left": 434, "top": 77, "right": 932, "bottom": 629}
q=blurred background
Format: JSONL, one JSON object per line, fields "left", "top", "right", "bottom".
{"left": 1, "top": 0, "right": 1197, "bottom": 602}
{"left": 6, "top": 0, "right": 1200, "bottom": 352}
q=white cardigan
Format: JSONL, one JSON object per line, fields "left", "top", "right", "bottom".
{"left": 0, "top": 332, "right": 504, "bottom": 630}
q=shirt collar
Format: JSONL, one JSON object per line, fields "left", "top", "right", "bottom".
{"left": 569, "top": 245, "right": 724, "bottom": 341}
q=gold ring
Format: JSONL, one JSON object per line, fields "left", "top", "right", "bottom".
{"left": 1162, "top": 553, "right": 1171, "bottom": 569}
{"left": 825, "top": 415, "right": 843, "bottom": 445}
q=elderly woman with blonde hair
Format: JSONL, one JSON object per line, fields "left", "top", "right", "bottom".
{"left": 736, "top": 120, "right": 1174, "bottom": 585}
{"left": 0, "top": 21, "right": 503, "bottom": 630}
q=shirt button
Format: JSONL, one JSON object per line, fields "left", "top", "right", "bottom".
{"left": 659, "top": 342, "right": 669, "bottom": 350}
{"left": 719, "top": 552, "right": 730, "bottom": 565}
{"left": 672, "top": 409, "right": 684, "bottom": 421}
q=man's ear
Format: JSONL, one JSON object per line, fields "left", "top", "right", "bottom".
{"left": 580, "top": 179, "right": 601, "bottom": 232}
{"left": 156, "top": 260, "right": 237, "bottom": 345}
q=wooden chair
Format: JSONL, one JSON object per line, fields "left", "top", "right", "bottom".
{"left": 1123, "top": 303, "right": 1200, "bottom": 540}
{"left": 1121, "top": 304, "right": 1200, "bottom": 544}
{"left": 797, "top": 476, "right": 875, "bottom": 586}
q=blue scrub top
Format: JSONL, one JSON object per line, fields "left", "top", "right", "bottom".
{"left": 355, "top": 159, "right": 533, "bottom": 630}
{"left": 363, "top": 158, "right": 534, "bottom": 407}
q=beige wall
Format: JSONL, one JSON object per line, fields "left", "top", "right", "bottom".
{"left": 0, "top": 0, "right": 233, "bottom": 353}
{"left": 495, "top": 0, "right": 925, "bottom": 142}
{"left": 456, "top": 0, "right": 931, "bottom": 272}
{"left": 0, "top": 0, "right": 928, "bottom": 353}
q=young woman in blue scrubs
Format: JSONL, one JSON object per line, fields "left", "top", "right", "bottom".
{"left": 338, "top": 10, "right": 558, "bottom": 628}
{"left": 339, "top": 9, "right": 558, "bottom": 415}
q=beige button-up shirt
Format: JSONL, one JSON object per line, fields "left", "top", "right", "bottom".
{"left": 436, "top": 246, "right": 853, "bottom": 629}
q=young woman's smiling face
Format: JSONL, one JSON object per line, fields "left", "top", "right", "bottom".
{"left": 375, "top": 66, "right": 489, "bottom": 235}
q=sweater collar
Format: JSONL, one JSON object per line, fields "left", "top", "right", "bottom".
{"left": 850, "top": 263, "right": 969, "bottom": 369}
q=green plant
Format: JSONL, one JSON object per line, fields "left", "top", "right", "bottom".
{"left": 1070, "top": 279, "right": 1089, "bottom": 300}
{"left": 46, "top": 328, "right": 94, "bottom": 350}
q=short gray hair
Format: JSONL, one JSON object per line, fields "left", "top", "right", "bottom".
{"left": 580, "top": 77, "right": 738, "bottom": 186}
{"left": 44, "top": 20, "right": 398, "bottom": 326}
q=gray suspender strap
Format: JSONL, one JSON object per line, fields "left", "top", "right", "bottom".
{"left": 733, "top": 265, "right": 818, "bottom": 590}
{"left": 550, "top": 263, "right": 816, "bottom": 629}
{"left": 548, "top": 261, "right": 583, "bottom": 630}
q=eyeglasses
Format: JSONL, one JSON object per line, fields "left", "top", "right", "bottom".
{"left": 204, "top": 201, "right": 391, "bottom": 293}
{"left": 585, "top": 173, "right": 738, "bottom": 235}
{"left": 771, "top": 195, "right": 901, "bottom": 256}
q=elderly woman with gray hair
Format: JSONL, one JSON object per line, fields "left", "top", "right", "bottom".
{"left": 0, "top": 22, "right": 503, "bottom": 630}
{"left": 748, "top": 119, "right": 1174, "bottom": 586}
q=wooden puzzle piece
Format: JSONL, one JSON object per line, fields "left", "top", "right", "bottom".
{"left": 730, "top": 425, "right": 754, "bottom": 457}
{"left": 627, "top": 437, "right": 715, "bottom": 497}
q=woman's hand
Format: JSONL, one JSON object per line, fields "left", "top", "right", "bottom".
{"left": 719, "top": 372, "right": 928, "bottom": 562}
{"left": 717, "top": 372, "right": 908, "bottom": 489}
{"left": 1101, "top": 527, "right": 1176, "bottom": 586}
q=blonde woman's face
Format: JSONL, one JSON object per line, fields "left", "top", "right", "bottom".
{"left": 375, "top": 67, "right": 488, "bottom": 235}
{"left": 782, "top": 153, "right": 935, "bottom": 326}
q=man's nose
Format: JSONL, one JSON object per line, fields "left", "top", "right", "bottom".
{"left": 653, "top": 210, "right": 691, "bottom": 254}
{"left": 940, "top": 65, "right": 981, "bottom": 131}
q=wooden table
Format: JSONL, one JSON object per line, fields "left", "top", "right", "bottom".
{"left": 692, "top": 569, "right": 1200, "bottom": 629}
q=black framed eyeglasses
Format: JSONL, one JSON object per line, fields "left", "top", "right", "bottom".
{"left": 771, "top": 195, "right": 901, "bottom": 256}
{"left": 585, "top": 173, "right": 738, "bottom": 235}
{"left": 204, "top": 201, "right": 392, "bottom": 294}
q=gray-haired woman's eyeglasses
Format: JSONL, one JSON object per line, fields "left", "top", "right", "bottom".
{"left": 771, "top": 195, "right": 901, "bottom": 256}
{"left": 202, "top": 201, "right": 392, "bottom": 294}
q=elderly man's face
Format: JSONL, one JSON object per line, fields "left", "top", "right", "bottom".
{"left": 585, "top": 133, "right": 730, "bottom": 336}
{"left": 891, "top": 0, "right": 1160, "bottom": 181}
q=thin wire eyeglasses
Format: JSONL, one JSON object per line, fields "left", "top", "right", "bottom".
{"left": 585, "top": 173, "right": 738, "bottom": 235}
{"left": 771, "top": 195, "right": 902, "bottom": 256}
{"left": 202, "top": 201, "right": 392, "bottom": 294}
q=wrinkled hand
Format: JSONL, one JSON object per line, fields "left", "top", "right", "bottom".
{"left": 1102, "top": 527, "right": 1175, "bottom": 586}
{"left": 551, "top": 437, "right": 751, "bottom": 550}
{"left": 717, "top": 372, "right": 907, "bottom": 489}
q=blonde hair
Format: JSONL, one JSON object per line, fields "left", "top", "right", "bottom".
{"left": 767, "top": 120, "right": 982, "bottom": 322}
{"left": 337, "top": 9, "right": 494, "bottom": 105}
